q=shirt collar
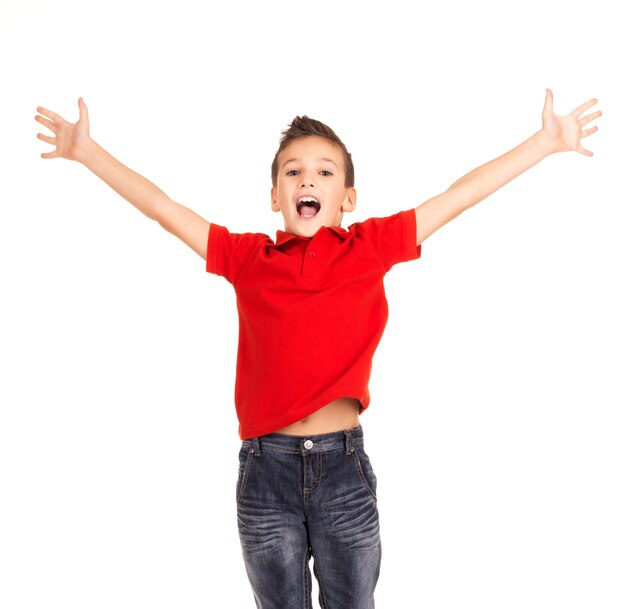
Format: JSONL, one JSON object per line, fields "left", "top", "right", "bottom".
{"left": 272, "top": 225, "right": 351, "bottom": 247}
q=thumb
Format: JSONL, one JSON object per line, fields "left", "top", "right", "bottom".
{"left": 543, "top": 88, "right": 554, "bottom": 115}
{"left": 78, "top": 97, "right": 89, "bottom": 121}
{"left": 77, "top": 97, "right": 91, "bottom": 138}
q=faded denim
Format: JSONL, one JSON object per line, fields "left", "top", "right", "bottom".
{"left": 236, "top": 426, "right": 381, "bottom": 609}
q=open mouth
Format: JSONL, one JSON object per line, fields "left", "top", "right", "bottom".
{"left": 296, "top": 196, "right": 321, "bottom": 218}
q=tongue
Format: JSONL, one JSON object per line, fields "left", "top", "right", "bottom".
{"left": 299, "top": 205, "right": 319, "bottom": 217}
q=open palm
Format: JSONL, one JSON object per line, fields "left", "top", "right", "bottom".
{"left": 35, "top": 98, "right": 91, "bottom": 162}
{"left": 541, "top": 89, "right": 601, "bottom": 156}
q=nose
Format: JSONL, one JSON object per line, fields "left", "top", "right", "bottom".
{"left": 300, "top": 172, "right": 315, "bottom": 188}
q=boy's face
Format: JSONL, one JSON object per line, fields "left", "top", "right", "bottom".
{"left": 271, "top": 136, "right": 356, "bottom": 237}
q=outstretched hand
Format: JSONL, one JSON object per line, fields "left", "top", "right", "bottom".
{"left": 35, "top": 98, "right": 91, "bottom": 162}
{"left": 541, "top": 89, "right": 601, "bottom": 156}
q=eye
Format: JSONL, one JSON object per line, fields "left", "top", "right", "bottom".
{"left": 286, "top": 169, "right": 300, "bottom": 176}
{"left": 320, "top": 170, "right": 333, "bottom": 176}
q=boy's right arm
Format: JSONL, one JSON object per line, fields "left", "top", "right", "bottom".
{"left": 35, "top": 98, "right": 210, "bottom": 260}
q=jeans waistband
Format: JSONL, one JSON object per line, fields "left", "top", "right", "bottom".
{"left": 242, "top": 425, "right": 364, "bottom": 456}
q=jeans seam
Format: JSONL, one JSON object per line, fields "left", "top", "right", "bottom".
{"left": 236, "top": 448, "right": 254, "bottom": 505}
{"left": 313, "top": 559, "right": 328, "bottom": 609}
{"left": 351, "top": 451, "right": 378, "bottom": 503}
{"left": 303, "top": 453, "right": 323, "bottom": 495}
{"left": 303, "top": 547, "right": 311, "bottom": 609}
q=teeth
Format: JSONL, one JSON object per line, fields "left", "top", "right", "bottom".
{"left": 296, "top": 195, "right": 321, "bottom": 218}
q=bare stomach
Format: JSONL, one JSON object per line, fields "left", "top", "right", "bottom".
{"left": 274, "top": 397, "right": 361, "bottom": 436}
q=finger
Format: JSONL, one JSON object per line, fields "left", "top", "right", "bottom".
{"left": 577, "top": 144, "right": 593, "bottom": 157}
{"left": 36, "top": 106, "right": 62, "bottom": 123}
{"left": 78, "top": 97, "right": 90, "bottom": 127}
{"left": 580, "top": 110, "right": 602, "bottom": 127}
{"left": 35, "top": 114, "right": 57, "bottom": 133}
{"left": 543, "top": 88, "right": 554, "bottom": 114}
{"left": 581, "top": 125, "right": 598, "bottom": 138}
{"left": 37, "top": 133, "right": 56, "bottom": 145}
{"left": 41, "top": 150, "right": 59, "bottom": 159}
{"left": 572, "top": 97, "right": 598, "bottom": 118}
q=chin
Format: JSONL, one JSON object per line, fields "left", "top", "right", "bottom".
{"left": 285, "top": 218, "right": 320, "bottom": 238}
{"left": 294, "top": 226, "right": 318, "bottom": 238}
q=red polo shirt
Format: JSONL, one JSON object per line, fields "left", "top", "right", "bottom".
{"left": 206, "top": 209, "right": 420, "bottom": 439}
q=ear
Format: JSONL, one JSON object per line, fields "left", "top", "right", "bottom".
{"left": 271, "top": 186, "right": 280, "bottom": 212}
{"left": 341, "top": 188, "right": 357, "bottom": 213}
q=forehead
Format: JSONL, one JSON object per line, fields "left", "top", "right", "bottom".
{"left": 279, "top": 136, "right": 344, "bottom": 168}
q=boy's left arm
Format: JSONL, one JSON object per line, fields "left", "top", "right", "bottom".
{"left": 414, "top": 89, "right": 601, "bottom": 246}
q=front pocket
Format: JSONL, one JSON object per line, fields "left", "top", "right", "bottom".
{"left": 351, "top": 447, "right": 378, "bottom": 502}
{"left": 236, "top": 446, "right": 254, "bottom": 504}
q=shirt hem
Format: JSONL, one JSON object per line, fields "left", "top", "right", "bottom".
{"left": 238, "top": 388, "right": 370, "bottom": 439}
{"left": 206, "top": 223, "right": 222, "bottom": 275}
{"left": 401, "top": 209, "right": 421, "bottom": 260}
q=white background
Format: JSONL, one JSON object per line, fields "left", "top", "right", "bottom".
{"left": 1, "top": 0, "right": 624, "bottom": 607}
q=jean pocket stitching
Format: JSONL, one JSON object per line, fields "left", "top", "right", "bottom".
{"left": 351, "top": 451, "right": 378, "bottom": 503}
{"left": 236, "top": 448, "right": 254, "bottom": 505}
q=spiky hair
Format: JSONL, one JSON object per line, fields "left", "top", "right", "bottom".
{"left": 271, "top": 116, "right": 354, "bottom": 187}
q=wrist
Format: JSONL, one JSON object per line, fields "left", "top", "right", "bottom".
{"left": 535, "top": 128, "right": 562, "bottom": 157}
{"left": 80, "top": 138, "right": 99, "bottom": 167}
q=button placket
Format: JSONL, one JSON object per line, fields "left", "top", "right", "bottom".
{"left": 300, "top": 233, "right": 326, "bottom": 283}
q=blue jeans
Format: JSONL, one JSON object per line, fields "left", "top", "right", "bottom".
{"left": 236, "top": 426, "right": 381, "bottom": 609}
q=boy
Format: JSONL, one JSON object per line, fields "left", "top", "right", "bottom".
{"left": 35, "top": 90, "right": 600, "bottom": 608}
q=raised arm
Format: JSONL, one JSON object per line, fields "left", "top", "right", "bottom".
{"left": 35, "top": 98, "right": 210, "bottom": 260}
{"left": 413, "top": 89, "right": 601, "bottom": 245}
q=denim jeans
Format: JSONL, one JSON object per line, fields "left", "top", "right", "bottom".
{"left": 236, "top": 426, "right": 381, "bottom": 609}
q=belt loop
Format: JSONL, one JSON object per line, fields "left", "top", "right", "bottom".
{"left": 344, "top": 429, "right": 353, "bottom": 455}
{"left": 252, "top": 437, "right": 261, "bottom": 457}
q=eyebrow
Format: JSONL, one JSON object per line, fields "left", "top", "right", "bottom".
{"left": 281, "top": 157, "right": 339, "bottom": 169}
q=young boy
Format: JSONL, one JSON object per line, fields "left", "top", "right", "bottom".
{"left": 35, "top": 90, "right": 600, "bottom": 608}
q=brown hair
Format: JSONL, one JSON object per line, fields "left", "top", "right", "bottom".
{"left": 271, "top": 116, "right": 354, "bottom": 188}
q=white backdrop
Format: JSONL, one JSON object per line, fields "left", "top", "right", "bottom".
{"left": 1, "top": 1, "right": 624, "bottom": 607}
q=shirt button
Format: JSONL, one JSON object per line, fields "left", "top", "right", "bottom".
{"left": 309, "top": 251, "right": 316, "bottom": 257}
{"left": 304, "top": 439, "right": 314, "bottom": 450}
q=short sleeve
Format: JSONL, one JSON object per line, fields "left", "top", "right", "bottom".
{"left": 206, "top": 223, "right": 269, "bottom": 285}
{"left": 355, "top": 209, "right": 421, "bottom": 271}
